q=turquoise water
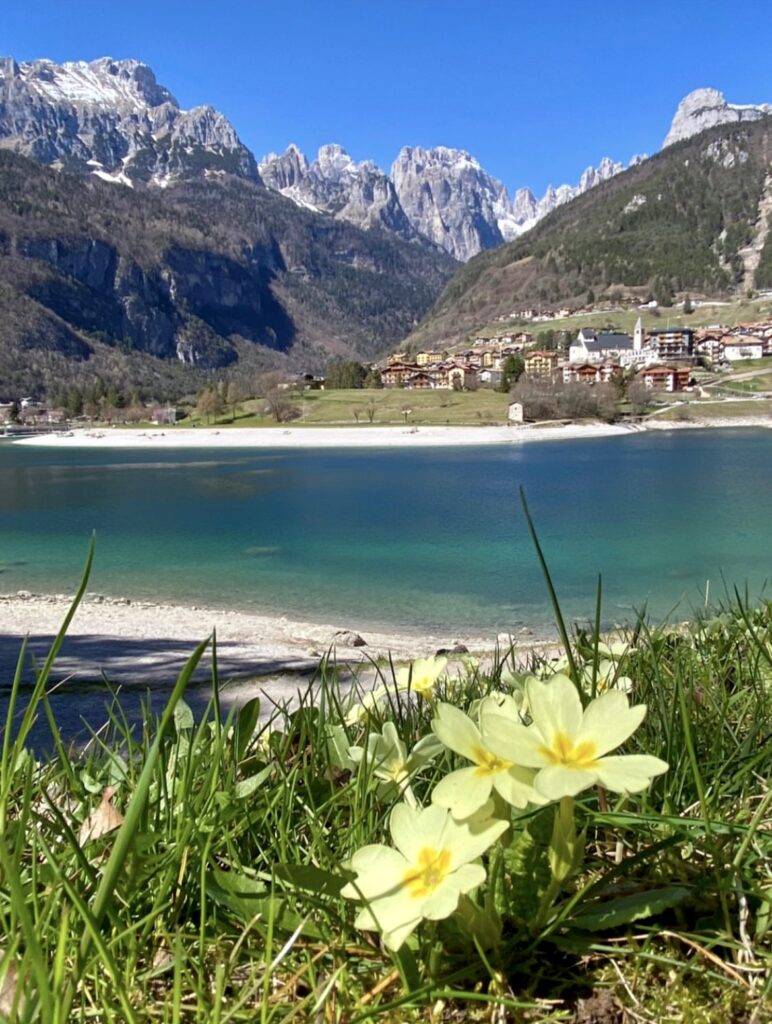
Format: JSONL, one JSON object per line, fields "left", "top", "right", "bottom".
{"left": 1, "top": 430, "right": 770, "bottom": 635}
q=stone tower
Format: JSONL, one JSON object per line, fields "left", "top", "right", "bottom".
{"left": 634, "top": 317, "right": 644, "bottom": 352}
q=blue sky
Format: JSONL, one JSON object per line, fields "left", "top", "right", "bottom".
{"left": 4, "top": 0, "right": 772, "bottom": 195}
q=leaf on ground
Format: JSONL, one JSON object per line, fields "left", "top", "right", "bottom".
{"left": 0, "top": 951, "right": 25, "bottom": 1021}
{"left": 274, "top": 862, "right": 348, "bottom": 897}
{"left": 234, "top": 763, "right": 274, "bottom": 799}
{"left": 79, "top": 787, "right": 124, "bottom": 846}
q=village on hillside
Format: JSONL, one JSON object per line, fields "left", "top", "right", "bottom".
{"left": 3, "top": 315, "right": 772, "bottom": 430}
{"left": 378, "top": 317, "right": 772, "bottom": 401}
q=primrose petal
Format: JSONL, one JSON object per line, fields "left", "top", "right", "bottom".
{"left": 577, "top": 695, "right": 647, "bottom": 756}
{"left": 482, "top": 716, "right": 547, "bottom": 768}
{"left": 594, "top": 754, "right": 669, "bottom": 793}
{"left": 527, "top": 674, "right": 583, "bottom": 741}
{"left": 432, "top": 765, "right": 493, "bottom": 819}
{"left": 432, "top": 702, "right": 481, "bottom": 760}
{"left": 492, "top": 765, "right": 544, "bottom": 808}
{"left": 534, "top": 763, "right": 600, "bottom": 800}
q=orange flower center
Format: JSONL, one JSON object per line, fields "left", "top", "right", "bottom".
{"left": 402, "top": 847, "right": 451, "bottom": 898}
{"left": 539, "top": 731, "right": 599, "bottom": 769}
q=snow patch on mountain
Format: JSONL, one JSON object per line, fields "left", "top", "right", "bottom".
{"left": 0, "top": 55, "right": 258, "bottom": 185}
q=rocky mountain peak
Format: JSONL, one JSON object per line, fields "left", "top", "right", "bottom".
{"left": 314, "top": 143, "right": 358, "bottom": 180}
{"left": 663, "top": 87, "right": 772, "bottom": 147}
{"left": 390, "top": 145, "right": 510, "bottom": 261}
{"left": 258, "top": 144, "right": 309, "bottom": 191}
{"left": 9, "top": 57, "right": 178, "bottom": 111}
{"left": 0, "top": 55, "right": 258, "bottom": 185}
{"left": 258, "top": 143, "right": 415, "bottom": 238}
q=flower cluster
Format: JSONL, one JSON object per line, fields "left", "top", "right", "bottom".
{"left": 341, "top": 655, "right": 667, "bottom": 950}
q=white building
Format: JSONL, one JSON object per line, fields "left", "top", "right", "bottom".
{"left": 569, "top": 329, "right": 634, "bottom": 365}
{"left": 723, "top": 338, "right": 764, "bottom": 362}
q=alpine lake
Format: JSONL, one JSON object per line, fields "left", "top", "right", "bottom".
{"left": 1, "top": 428, "right": 770, "bottom": 639}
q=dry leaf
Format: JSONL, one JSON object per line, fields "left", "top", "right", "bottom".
{"left": 0, "top": 952, "right": 25, "bottom": 1021}
{"left": 79, "top": 786, "right": 124, "bottom": 845}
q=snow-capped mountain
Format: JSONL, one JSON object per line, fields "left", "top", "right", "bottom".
{"left": 8, "top": 56, "right": 750, "bottom": 263}
{"left": 0, "top": 56, "right": 258, "bottom": 185}
{"left": 663, "top": 88, "right": 772, "bottom": 148}
{"left": 261, "top": 143, "right": 630, "bottom": 261}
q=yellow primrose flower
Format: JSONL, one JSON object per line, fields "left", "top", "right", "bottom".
{"left": 597, "top": 639, "right": 632, "bottom": 661}
{"left": 348, "top": 722, "right": 442, "bottom": 805}
{"left": 341, "top": 802, "right": 507, "bottom": 950}
{"left": 468, "top": 690, "right": 523, "bottom": 723}
{"left": 431, "top": 700, "right": 543, "bottom": 818}
{"left": 484, "top": 674, "right": 668, "bottom": 801}
{"left": 395, "top": 656, "right": 448, "bottom": 699}
{"left": 581, "top": 660, "right": 633, "bottom": 695}
{"left": 538, "top": 654, "right": 572, "bottom": 680}
{"left": 344, "top": 687, "right": 385, "bottom": 726}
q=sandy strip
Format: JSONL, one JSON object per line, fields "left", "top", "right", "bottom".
{"left": 12, "top": 423, "right": 632, "bottom": 449}
{"left": 0, "top": 593, "right": 547, "bottom": 687}
{"left": 644, "top": 415, "right": 772, "bottom": 431}
{"left": 11, "top": 417, "right": 772, "bottom": 450}
{"left": 0, "top": 593, "right": 559, "bottom": 748}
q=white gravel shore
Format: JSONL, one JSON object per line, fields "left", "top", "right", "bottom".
{"left": 13, "top": 423, "right": 632, "bottom": 449}
{"left": 0, "top": 592, "right": 547, "bottom": 686}
{"left": 11, "top": 417, "right": 771, "bottom": 451}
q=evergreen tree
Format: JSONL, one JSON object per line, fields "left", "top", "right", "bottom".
{"left": 499, "top": 355, "right": 525, "bottom": 392}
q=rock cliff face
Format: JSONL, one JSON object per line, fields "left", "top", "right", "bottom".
{"left": 262, "top": 142, "right": 628, "bottom": 261}
{"left": 390, "top": 146, "right": 511, "bottom": 261}
{"left": 0, "top": 56, "right": 258, "bottom": 185}
{"left": 259, "top": 144, "right": 417, "bottom": 238}
{"left": 0, "top": 149, "right": 457, "bottom": 396}
{"left": 663, "top": 88, "right": 772, "bottom": 148}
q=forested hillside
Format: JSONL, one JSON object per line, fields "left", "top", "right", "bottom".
{"left": 0, "top": 152, "right": 455, "bottom": 398}
{"left": 409, "top": 118, "right": 772, "bottom": 347}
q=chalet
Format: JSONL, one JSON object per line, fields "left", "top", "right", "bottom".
{"left": 382, "top": 361, "right": 419, "bottom": 387}
{"left": 151, "top": 406, "right": 183, "bottom": 425}
{"left": 563, "top": 363, "right": 620, "bottom": 384}
{"left": 478, "top": 368, "right": 503, "bottom": 387}
{"left": 404, "top": 372, "right": 435, "bottom": 390}
{"left": 639, "top": 366, "right": 691, "bottom": 392}
{"left": 524, "top": 350, "right": 559, "bottom": 377}
{"left": 446, "top": 363, "right": 478, "bottom": 390}
{"left": 694, "top": 335, "right": 724, "bottom": 362}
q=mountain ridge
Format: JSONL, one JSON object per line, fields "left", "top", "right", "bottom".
{"left": 260, "top": 142, "right": 634, "bottom": 262}
{"left": 1, "top": 54, "right": 637, "bottom": 261}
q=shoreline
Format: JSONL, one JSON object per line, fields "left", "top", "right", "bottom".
{"left": 11, "top": 422, "right": 629, "bottom": 448}
{"left": 0, "top": 591, "right": 554, "bottom": 687}
{"left": 9, "top": 416, "right": 772, "bottom": 449}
